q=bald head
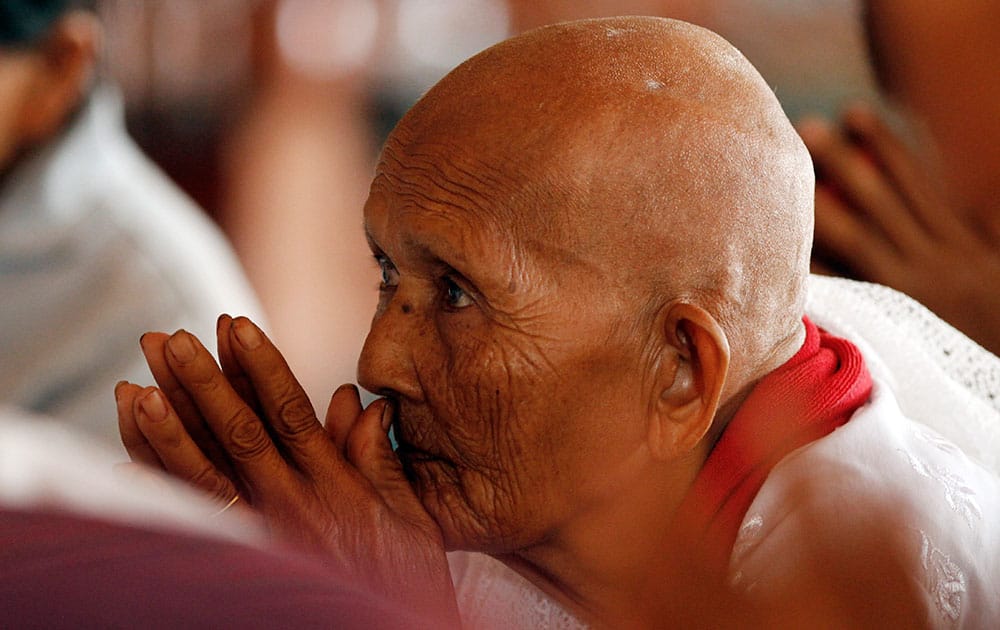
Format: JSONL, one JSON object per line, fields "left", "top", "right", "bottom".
{"left": 359, "top": 17, "right": 815, "bottom": 559}
{"left": 377, "top": 16, "right": 813, "bottom": 385}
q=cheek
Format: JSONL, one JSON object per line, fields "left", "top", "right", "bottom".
{"left": 436, "top": 318, "right": 556, "bottom": 452}
{"left": 412, "top": 310, "right": 650, "bottom": 550}
{"left": 413, "top": 319, "right": 566, "bottom": 544}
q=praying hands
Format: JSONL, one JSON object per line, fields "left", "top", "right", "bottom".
{"left": 799, "top": 102, "right": 1000, "bottom": 355}
{"left": 114, "top": 315, "right": 460, "bottom": 626}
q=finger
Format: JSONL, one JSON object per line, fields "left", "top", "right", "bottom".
{"left": 226, "top": 317, "right": 339, "bottom": 475}
{"left": 116, "top": 380, "right": 163, "bottom": 469}
{"left": 217, "top": 313, "right": 262, "bottom": 414}
{"left": 345, "top": 400, "right": 426, "bottom": 524}
{"left": 812, "top": 183, "right": 895, "bottom": 280}
{"left": 798, "top": 116, "right": 924, "bottom": 253}
{"left": 141, "top": 332, "right": 231, "bottom": 470}
{"left": 163, "top": 328, "right": 294, "bottom": 496}
{"left": 132, "top": 386, "right": 241, "bottom": 504}
{"left": 841, "top": 103, "right": 954, "bottom": 238}
{"left": 325, "top": 384, "right": 364, "bottom": 456}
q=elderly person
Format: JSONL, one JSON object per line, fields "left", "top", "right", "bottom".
{"left": 114, "top": 17, "right": 1000, "bottom": 628}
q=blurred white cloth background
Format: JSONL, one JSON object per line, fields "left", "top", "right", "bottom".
{"left": 0, "top": 86, "right": 264, "bottom": 456}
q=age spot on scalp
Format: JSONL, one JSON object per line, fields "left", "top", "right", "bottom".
{"left": 605, "top": 26, "right": 636, "bottom": 38}
{"left": 401, "top": 302, "right": 413, "bottom": 314}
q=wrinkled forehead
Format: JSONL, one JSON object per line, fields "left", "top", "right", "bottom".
{"left": 363, "top": 126, "right": 623, "bottom": 303}
{"left": 368, "top": 115, "right": 584, "bottom": 248}
{"left": 363, "top": 146, "right": 525, "bottom": 299}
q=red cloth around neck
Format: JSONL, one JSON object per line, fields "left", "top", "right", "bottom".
{"left": 671, "top": 316, "right": 872, "bottom": 574}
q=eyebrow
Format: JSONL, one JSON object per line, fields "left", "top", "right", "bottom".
{"left": 364, "top": 220, "right": 479, "bottom": 282}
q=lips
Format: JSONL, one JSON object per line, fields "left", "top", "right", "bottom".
{"left": 395, "top": 440, "right": 437, "bottom": 461}
{"left": 392, "top": 425, "right": 443, "bottom": 464}
{"left": 393, "top": 434, "right": 444, "bottom": 483}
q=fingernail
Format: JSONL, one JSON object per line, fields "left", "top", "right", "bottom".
{"left": 140, "top": 389, "right": 167, "bottom": 422}
{"left": 216, "top": 313, "right": 231, "bottom": 333}
{"left": 795, "top": 117, "right": 831, "bottom": 143}
{"left": 844, "top": 103, "right": 876, "bottom": 130}
{"left": 233, "top": 318, "right": 262, "bottom": 350}
{"left": 114, "top": 380, "right": 128, "bottom": 397}
{"left": 845, "top": 100, "right": 874, "bottom": 117}
{"left": 381, "top": 400, "right": 394, "bottom": 431}
{"left": 335, "top": 383, "right": 359, "bottom": 397}
{"left": 167, "top": 330, "right": 196, "bottom": 363}
{"left": 139, "top": 332, "right": 148, "bottom": 349}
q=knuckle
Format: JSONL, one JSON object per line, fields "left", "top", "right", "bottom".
{"left": 189, "top": 465, "right": 230, "bottom": 499}
{"left": 223, "top": 409, "right": 273, "bottom": 462}
{"left": 274, "top": 396, "right": 318, "bottom": 438}
{"left": 188, "top": 367, "right": 223, "bottom": 391}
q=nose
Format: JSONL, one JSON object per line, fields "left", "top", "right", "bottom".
{"left": 357, "top": 299, "right": 424, "bottom": 401}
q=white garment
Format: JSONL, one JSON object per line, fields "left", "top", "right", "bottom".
{"left": 0, "top": 86, "right": 264, "bottom": 455}
{"left": 449, "top": 276, "right": 1000, "bottom": 628}
{"left": 0, "top": 405, "right": 265, "bottom": 545}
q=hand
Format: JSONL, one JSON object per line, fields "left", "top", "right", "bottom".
{"left": 797, "top": 102, "right": 1000, "bottom": 355}
{"left": 115, "top": 315, "right": 460, "bottom": 625}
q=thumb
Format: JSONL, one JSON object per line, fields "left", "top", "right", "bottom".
{"left": 346, "top": 400, "right": 432, "bottom": 526}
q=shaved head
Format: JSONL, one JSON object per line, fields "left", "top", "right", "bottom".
{"left": 359, "top": 16, "right": 814, "bottom": 562}
{"left": 382, "top": 16, "right": 813, "bottom": 387}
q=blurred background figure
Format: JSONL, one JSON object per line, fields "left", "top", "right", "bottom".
{"left": 99, "top": 0, "right": 876, "bottom": 406}
{"left": 800, "top": 0, "right": 1000, "bottom": 355}
{"left": 217, "top": 0, "right": 381, "bottom": 405}
{"left": 0, "top": 0, "right": 263, "bottom": 454}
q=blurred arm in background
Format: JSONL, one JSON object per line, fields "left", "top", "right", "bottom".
{"left": 800, "top": 0, "right": 1000, "bottom": 355}
{"left": 216, "top": 0, "right": 379, "bottom": 406}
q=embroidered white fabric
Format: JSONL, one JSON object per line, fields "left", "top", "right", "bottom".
{"left": 0, "top": 407, "right": 266, "bottom": 546}
{"left": 729, "top": 276, "right": 1000, "bottom": 628}
{"left": 805, "top": 275, "right": 1000, "bottom": 473}
{"left": 449, "top": 277, "right": 1000, "bottom": 628}
{"left": 448, "top": 551, "right": 586, "bottom": 630}
{"left": 728, "top": 375, "right": 1000, "bottom": 628}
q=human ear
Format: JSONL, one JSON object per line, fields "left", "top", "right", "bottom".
{"left": 647, "top": 302, "right": 730, "bottom": 461}
{"left": 18, "top": 11, "right": 100, "bottom": 144}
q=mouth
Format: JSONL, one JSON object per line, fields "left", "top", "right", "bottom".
{"left": 391, "top": 423, "right": 446, "bottom": 475}
{"left": 394, "top": 440, "right": 438, "bottom": 462}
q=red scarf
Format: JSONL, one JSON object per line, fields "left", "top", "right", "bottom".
{"left": 670, "top": 316, "right": 872, "bottom": 575}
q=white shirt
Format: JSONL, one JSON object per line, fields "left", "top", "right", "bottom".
{"left": 0, "top": 86, "right": 264, "bottom": 455}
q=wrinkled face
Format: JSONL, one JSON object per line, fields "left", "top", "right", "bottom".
{"left": 356, "top": 135, "right": 657, "bottom": 553}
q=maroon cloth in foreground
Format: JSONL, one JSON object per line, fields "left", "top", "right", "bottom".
{"left": 0, "top": 508, "right": 435, "bottom": 629}
{"left": 672, "top": 316, "right": 873, "bottom": 574}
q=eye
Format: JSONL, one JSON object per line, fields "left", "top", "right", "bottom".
{"left": 442, "top": 276, "right": 473, "bottom": 309}
{"left": 376, "top": 255, "right": 399, "bottom": 290}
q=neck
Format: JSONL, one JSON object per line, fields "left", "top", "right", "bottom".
{"left": 492, "top": 325, "right": 811, "bottom": 626}
{"left": 496, "top": 448, "right": 709, "bottom": 627}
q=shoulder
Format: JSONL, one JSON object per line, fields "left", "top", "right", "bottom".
{"left": 730, "top": 378, "right": 1000, "bottom": 628}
